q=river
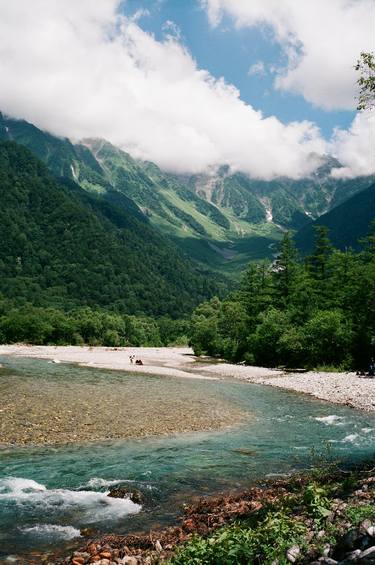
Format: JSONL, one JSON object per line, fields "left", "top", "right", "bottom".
{"left": 1, "top": 356, "right": 375, "bottom": 562}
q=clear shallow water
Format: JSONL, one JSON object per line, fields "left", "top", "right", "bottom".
{"left": 1, "top": 356, "right": 375, "bottom": 560}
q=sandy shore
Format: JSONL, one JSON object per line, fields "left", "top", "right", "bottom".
{"left": 0, "top": 344, "right": 374, "bottom": 414}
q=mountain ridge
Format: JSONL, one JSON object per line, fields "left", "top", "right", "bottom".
{"left": 2, "top": 112, "right": 374, "bottom": 275}
{"left": 0, "top": 140, "right": 220, "bottom": 316}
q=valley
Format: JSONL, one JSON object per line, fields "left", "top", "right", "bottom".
{"left": 2, "top": 113, "right": 374, "bottom": 277}
{"left": 1, "top": 2, "right": 375, "bottom": 564}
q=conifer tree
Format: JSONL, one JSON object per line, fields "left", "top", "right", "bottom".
{"left": 273, "top": 232, "right": 299, "bottom": 306}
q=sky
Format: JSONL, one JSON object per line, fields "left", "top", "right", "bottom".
{"left": 0, "top": 0, "right": 374, "bottom": 180}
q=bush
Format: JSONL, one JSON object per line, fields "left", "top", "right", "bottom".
{"left": 170, "top": 512, "right": 306, "bottom": 565}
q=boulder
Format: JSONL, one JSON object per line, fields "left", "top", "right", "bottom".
{"left": 107, "top": 486, "right": 143, "bottom": 505}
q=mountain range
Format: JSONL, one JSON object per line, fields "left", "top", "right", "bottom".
{"left": 2, "top": 113, "right": 374, "bottom": 279}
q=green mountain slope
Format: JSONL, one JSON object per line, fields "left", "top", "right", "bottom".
{"left": 0, "top": 141, "right": 219, "bottom": 316}
{"left": 295, "top": 182, "right": 375, "bottom": 253}
{"left": 82, "top": 138, "right": 280, "bottom": 274}
{"left": 2, "top": 112, "right": 374, "bottom": 276}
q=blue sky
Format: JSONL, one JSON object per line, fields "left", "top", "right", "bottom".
{"left": 122, "top": 0, "right": 355, "bottom": 139}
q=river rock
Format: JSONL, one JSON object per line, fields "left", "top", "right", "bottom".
{"left": 286, "top": 545, "right": 300, "bottom": 563}
{"left": 343, "top": 530, "right": 362, "bottom": 551}
{"left": 123, "top": 557, "right": 138, "bottom": 565}
{"left": 323, "top": 544, "right": 332, "bottom": 557}
{"left": 107, "top": 486, "right": 143, "bottom": 504}
{"left": 359, "top": 546, "right": 375, "bottom": 559}
{"left": 344, "top": 549, "right": 362, "bottom": 561}
{"left": 87, "top": 543, "right": 98, "bottom": 555}
{"left": 360, "top": 522, "right": 373, "bottom": 535}
{"left": 73, "top": 552, "right": 90, "bottom": 560}
{"left": 154, "top": 540, "right": 163, "bottom": 552}
{"left": 80, "top": 528, "right": 97, "bottom": 538}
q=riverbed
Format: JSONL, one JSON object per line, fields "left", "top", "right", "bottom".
{"left": 0, "top": 356, "right": 245, "bottom": 445}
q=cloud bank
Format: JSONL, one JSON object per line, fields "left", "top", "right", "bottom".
{"left": 203, "top": 0, "right": 375, "bottom": 111}
{"left": 331, "top": 112, "right": 375, "bottom": 179}
{"left": 0, "top": 0, "right": 373, "bottom": 179}
{"left": 0, "top": 0, "right": 326, "bottom": 179}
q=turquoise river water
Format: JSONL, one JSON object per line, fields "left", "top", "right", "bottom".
{"left": 1, "top": 356, "right": 375, "bottom": 562}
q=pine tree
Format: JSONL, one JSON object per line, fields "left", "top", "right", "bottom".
{"left": 273, "top": 232, "right": 299, "bottom": 306}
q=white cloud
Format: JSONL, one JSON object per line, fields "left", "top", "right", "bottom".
{"left": 0, "top": 0, "right": 328, "bottom": 179}
{"left": 331, "top": 111, "right": 375, "bottom": 178}
{"left": 162, "top": 20, "right": 182, "bottom": 41}
{"left": 202, "top": 0, "right": 375, "bottom": 111}
{"left": 248, "top": 61, "right": 266, "bottom": 77}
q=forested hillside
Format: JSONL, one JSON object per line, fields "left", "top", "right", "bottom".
{"left": 0, "top": 141, "right": 219, "bottom": 318}
{"left": 295, "top": 182, "right": 375, "bottom": 254}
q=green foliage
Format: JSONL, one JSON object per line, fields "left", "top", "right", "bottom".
{"left": 170, "top": 512, "right": 306, "bottom": 565}
{"left": 168, "top": 462, "right": 375, "bottom": 565}
{"left": 345, "top": 504, "right": 375, "bottom": 525}
{"left": 355, "top": 52, "right": 375, "bottom": 110}
{"left": 303, "top": 483, "right": 332, "bottom": 523}
{"left": 0, "top": 303, "right": 191, "bottom": 347}
{"left": 0, "top": 141, "right": 221, "bottom": 319}
{"left": 303, "top": 310, "right": 353, "bottom": 367}
{"left": 191, "top": 227, "right": 375, "bottom": 369}
{"left": 189, "top": 297, "right": 221, "bottom": 356}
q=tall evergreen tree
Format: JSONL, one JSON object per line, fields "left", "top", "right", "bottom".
{"left": 273, "top": 232, "right": 299, "bottom": 306}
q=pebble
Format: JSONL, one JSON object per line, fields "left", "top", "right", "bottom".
{"left": 88, "top": 544, "right": 98, "bottom": 555}
{"left": 360, "top": 521, "right": 373, "bottom": 534}
{"left": 1, "top": 366, "right": 245, "bottom": 445}
{"left": 286, "top": 546, "right": 300, "bottom": 563}
{"left": 154, "top": 540, "right": 163, "bottom": 552}
{"left": 345, "top": 549, "right": 362, "bottom": 560}
{"left": 323, "top": 545, "right": 332, "bottom": 557}
{"left": 360, "top": 546, "right": 375, "bottom": 559}
{"left": 123, "top": 558, "right": 138, "bottom": 565}
{"left": 99, "top": 552, "right": 112, "bottom": 559}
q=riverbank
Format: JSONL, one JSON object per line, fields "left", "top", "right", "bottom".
{"left": 200, "top": 363, "right": 375, "bottom": 412}
{"left": 55, "top": 460, "right": 375, "bottom": 565}
{"left": 0, "top": 345, "right": 374, "bottom": 412}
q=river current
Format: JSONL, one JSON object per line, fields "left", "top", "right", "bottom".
{"left": 1, "top": 356, "right": 375, "bottom": 561}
